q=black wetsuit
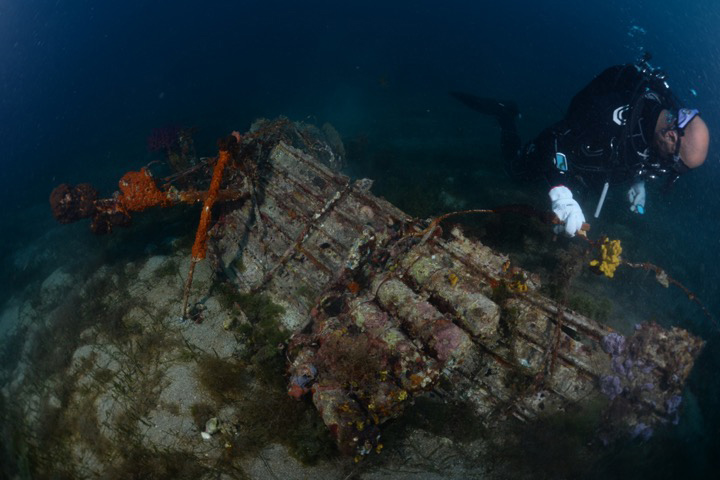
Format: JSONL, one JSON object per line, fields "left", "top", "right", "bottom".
{"left": 454, "top": 63, "right": 680, "bottom": 198}
{"left": 514, "top": 64, "right": 681, "bottom": 195}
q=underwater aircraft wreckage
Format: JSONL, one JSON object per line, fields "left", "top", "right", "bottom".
{"left": 50, "top": 117, "right": 705, "bottom": 458}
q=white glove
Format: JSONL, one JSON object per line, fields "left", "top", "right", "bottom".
{"left": 549, "top": 186, "right": 586, "bottom": 237}
{"left": 627, "top": 180, "right": 646, "bottom": 214}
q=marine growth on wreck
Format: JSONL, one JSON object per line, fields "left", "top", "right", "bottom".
{"left": 25, "top": 117, "right": 707, "bottom": 475}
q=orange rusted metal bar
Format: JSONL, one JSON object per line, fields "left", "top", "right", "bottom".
{"left": 182, "top": 137, "right": 238, "bottom": 318}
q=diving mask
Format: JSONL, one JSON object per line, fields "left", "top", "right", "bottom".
{"left": 677, "top": 108, "right": 700, "bottom": 132}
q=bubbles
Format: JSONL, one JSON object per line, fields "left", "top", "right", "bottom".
{"left": 628, "top": 25, "right": 647, "bottom": 37}
{"left": 626, "top": 23, "right": 647, "bottom": 56}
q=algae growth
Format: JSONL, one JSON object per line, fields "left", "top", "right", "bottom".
{"left": 198, "top": 284, "right": 337, "bottom": 465}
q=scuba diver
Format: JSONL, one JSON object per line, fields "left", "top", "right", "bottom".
{"left": 452, "top": 53, "right": 710, "bottom": 236}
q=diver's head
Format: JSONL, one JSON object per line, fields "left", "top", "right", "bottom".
{"left": 654, "top": 108, "right": 710, "bottom": 172}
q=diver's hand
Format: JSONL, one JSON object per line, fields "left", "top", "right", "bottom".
{"left": 627, "top": 180, "right": 646, "bottom": 214}
{"left": 549, "top": 186, "right": 586, "bottom": 237}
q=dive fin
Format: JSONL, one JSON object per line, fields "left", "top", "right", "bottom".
{"left": 450, "top": 91, "right": 519, "bottom": 125}
{"left": 451, "top": 91, "right": 522, "bottom": 162}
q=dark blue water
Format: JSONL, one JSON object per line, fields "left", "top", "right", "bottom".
{"left": 2, "top": 1, "right": 719, "bottom": 477}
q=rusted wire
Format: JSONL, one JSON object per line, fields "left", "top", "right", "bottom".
{"left": 623, "top": 261, "right": 716, "bottom": 327}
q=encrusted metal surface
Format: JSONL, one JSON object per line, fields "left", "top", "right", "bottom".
{"left": 208, "top": 120, "right": 705, "bottom": 456}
